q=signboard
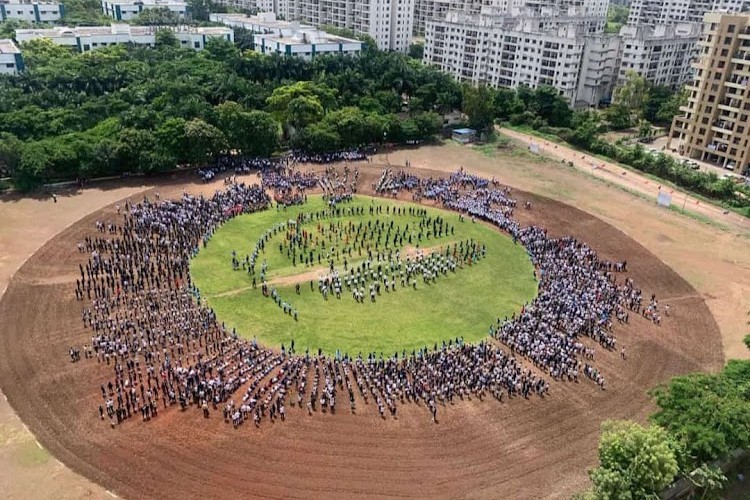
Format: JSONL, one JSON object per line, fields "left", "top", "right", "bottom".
{"left": 657, "top": 190, "right": 672, "bottom": 208}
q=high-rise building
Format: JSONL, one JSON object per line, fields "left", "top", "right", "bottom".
{"left": 213, "top": 0, "right": 415, "bottom": 52}
{"left": 424, "top": 8, "right": 616, "bottom": 106}
{"left": 0, "top": 38, "right": 23, "bottom": 75}
{"left": 617, "top": 23, "right": 702, "bottom": 89}
{"left": 668, "top": 13, "right": 750, "bottom": 173}
{"left": 627, "top": 0, "right": 750, "bottom": 28}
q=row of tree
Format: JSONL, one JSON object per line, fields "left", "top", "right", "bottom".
{"left": 0, "top": 35, "right": 462, "bottom": 189}
{"left": 457, "top": 77, "right": 750, "bottom": 214}
{"left": 583, "top": 360, "right": 750, "bottom": 499}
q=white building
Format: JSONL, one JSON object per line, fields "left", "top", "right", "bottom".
{"left": 0, "top": 0, "right": 62, "bottom": 22}
{"left": 576, "top": 33, "right": 621, "bottom": 106}
{"left": 100, "top": 0, "right": 188, "bottom": 21}
{"left": 627, "top": 0, "right": 750, "bottom": 28}
{"left": 0, "top": 38, "right": 23, "bottom": 75}
{"left": 213, "top": 0, "right": 415, "bottom": 52}
{"left": 210, "top": 12, "right": 362, "bottom": 57}
{"left": 618, "top": 23, "right": 701, "bottom": 88}
{"left": 424, "top": 9, "right": 614, "bottom": 106}
{"left": 15, "top": 24, "right": 233, "bottom": 52}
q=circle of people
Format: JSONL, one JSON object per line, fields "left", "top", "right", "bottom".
{"left": 71, "top": 160, "right": 664, "bottom": 429}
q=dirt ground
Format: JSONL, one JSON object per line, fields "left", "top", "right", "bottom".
{"left": 0, "top": 139, "right": 746, "bottom": 500}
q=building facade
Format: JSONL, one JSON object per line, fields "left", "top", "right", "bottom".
{"left": 213, "top": 0, "right": 415, "bottom": 52}
{"left": 627, "top": 0, "right": 750, "bottom": 28}
{"left": 668, "top": 13, "right": 750, "bottom": 173}
{"left": 210, "top": 13, "right": 362, "bottom": 57}
{"left": 0, "top": 38, "right": 24, "bottom": 75}
{"left": 617, "top": 23, "right": 702, "bottom": 89}
{"left": 423, "top": 8, "right": 615, "bottom": 106}
{"left": 0, "top": 1, "right": 62, "bottom": 22}
{"left": 100, "top": 0, "right": 188, "bottom": 21}
{"left": 15, "top": 24, "right": 233, "bottom": 51}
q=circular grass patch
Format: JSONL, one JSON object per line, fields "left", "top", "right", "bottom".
{"left": 190, "top": 195, "right": 537, "bottom": 355}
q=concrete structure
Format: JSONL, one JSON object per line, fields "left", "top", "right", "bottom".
{"left": 423, "top": 7, "right": 615, "bottom": 107}
{"left": 627, "top": 0, "right": 750, "bottom": 28}
{"left": 213, "top": 0, "right": 415, "bottom": 52}
{"left": 618, "top": 23, "right": 702, "bottom": 89}
{"left": 577, "top": 33, "right": 621, "bottom": 106}
{"left": 0, "top": 38, "right": 23, "bottom": 75}
{"left": 0, "top": 0, "right": 62, "bottom": 22}
{"left": 15, "top": 24, "right": 233, "bottom": 51}
{"left": 668, "top": 13, "right": 750, "bottom": 173}
{"left": 210, "top": 13, "right": 363, "bottom": 57}
{"left": 101, "top": 0, "right": 188, "bottom": 21}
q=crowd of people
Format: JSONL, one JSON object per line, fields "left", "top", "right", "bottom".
{"left": 72, "top": 165, "right": 662, "bottom": 429}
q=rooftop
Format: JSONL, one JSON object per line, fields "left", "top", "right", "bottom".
{"left": 15, "top": 24, "right": 231, "bottom": 37}
{"left": 102, "top": 0, "right": 187, "bottom": 5}
{"left": 257, "top": 30, "right": 361, "bottom": 46}
{"left": 0, "top": 0, "right": 59, "bottom": 4}
{"left": 0, "top": 38, "right": 20, "bottom": 54}
{"left": 209, "top": 12, "right": 315, "bottom": 31}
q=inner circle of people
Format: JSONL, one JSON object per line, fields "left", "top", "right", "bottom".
{"left": 236, "top": 198, "right": 486, "bottom": 319}
{"left": 71, "top": 150, "right": 667, "bottom": 430}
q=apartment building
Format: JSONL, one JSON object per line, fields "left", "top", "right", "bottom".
{"left": 617, "top": 23, "right": 701, "bottom": 88}
{"left": 668, "top": 13, "right": 750, "bottom": 173}
{"left": 423, "top": 7, "right": 615, "bottom": 106}
{"left": 0, "top": 0, "right": 62, "bottom": 22}
{"left": 213, "top": 0, "right": 415, "bottom": 51}
{"left": 100, "top": 0, "right": 188, "bottom": 21}
{"left": 627, "top": 0, "right": 750, "bottom": 28}
{"left": 15, "top": 24, "right": 233, "bottom": 51}
{"left": 576, "top": 33, "right": 621, "bottom": 106}
{"left": 0, "top": 38, "right": 23, "bottom": 75}
{"left": 210, "top": 13, "right": 362, "bottom": 57}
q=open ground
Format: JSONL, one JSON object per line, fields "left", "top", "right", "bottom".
{"left": 0, "top": 136, "right": 747, "bottom": 499}
{"left": 190, "top": 195, "right": 537, "bottom": 355}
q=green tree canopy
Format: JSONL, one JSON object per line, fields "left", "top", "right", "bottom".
{"left": 614, "top": 71, "right": 650, "bottom": 118}
{"left": 590, "top": 420, "right": 679, "bottom": 500}
{"left": 462, "top": 85, "right": 495, "bottom": 131}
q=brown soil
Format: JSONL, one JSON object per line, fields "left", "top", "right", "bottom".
{"left": 0, "top": 163, "right": 725, "bottom": 499}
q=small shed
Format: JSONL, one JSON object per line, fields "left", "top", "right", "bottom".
{"left": 451, "top": 128, "right": 477, "bottom": 144}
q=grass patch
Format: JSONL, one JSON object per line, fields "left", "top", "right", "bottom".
{"left": 190, "top": 196, "right": 537, "bottom": 355}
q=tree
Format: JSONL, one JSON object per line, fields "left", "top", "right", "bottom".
{"left": 638, "top": 119, "right": 654, "bottom": 140}
{"left": 266, "top": 81, "right": 336, "bottom": 136}
{"left": 656, "top": 87, "right": 689, "bottom": 125}
{"left": 643, "top": 85, "right": 673, "bottom": 124}
{"left": 0, "top": 132, "right": 22, "bottom": 176}
{"left": 605, "top": 104, "right": 633, "bottom": 130}
{"left": 187, "top": 0, "right": 211, "bottom": 21}
{"left": 408, "top": 43, "right": 424, "bottom": 60}
{"left": 462, "top": 85, "right": 495, "bottom": 131}
{"left": 154, "top": 28, "right": 179, "bottom": 48}
{"left": 590, "top": 420, "right": 679, "bottom": 500}
{"left": 529, "top": 85, "right": 572, "bottom": 127}
{"left": 649, "top": 360, "right": 750, "bottom": 467}
{"left": 182, "top": 118, "right": 227, "bottom": 164}
{"left": 614, "top": 71, "right": 650, "bottom": 118}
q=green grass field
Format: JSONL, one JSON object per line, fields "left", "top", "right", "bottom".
{"left": 190, "top": 196, "right": 537, "bottom": 355}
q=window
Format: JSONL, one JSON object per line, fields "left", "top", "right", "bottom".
{"left": 728, "top": 24, "right": 736, "bottom": 33}
{"left": 194, "top": 42, "right": 200, "bottom": 48}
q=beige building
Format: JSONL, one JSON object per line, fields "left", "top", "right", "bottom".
{"left": 668, "top": 12, "right": 750, "bottom": 174}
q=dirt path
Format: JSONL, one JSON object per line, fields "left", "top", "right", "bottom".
{"left": 499, "top": 127, "right": 750, "bottom": 233}
{"left": 0, "top": 145, "right": 746, "bottom": 500}
{"left": 0, "top": 164, "right": 727, "bottom": 500}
